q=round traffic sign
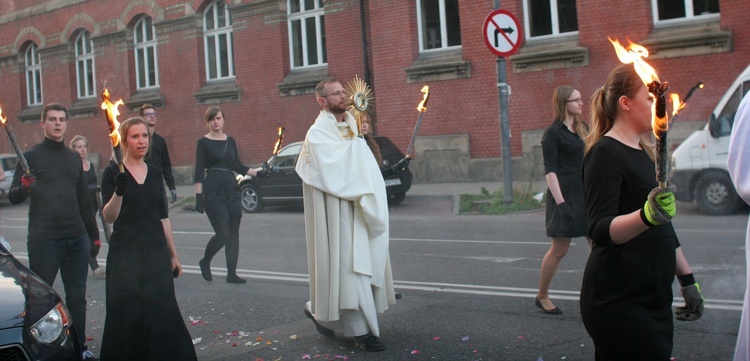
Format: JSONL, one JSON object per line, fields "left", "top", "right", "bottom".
{"left": 483, "top": 9, "right": 522, "bottom": 57}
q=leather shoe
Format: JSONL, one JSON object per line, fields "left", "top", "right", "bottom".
{"left": 226, "top": 274, "right": 246, "bottom": 284}
{"left": 304, "top": 308, "right": 335, "bottom": 338}
{"left": 354, "top": 332, "right": 385, "bottom": 352}
{"left": 199, "top": 259, "right": 212, "bottom": 281}
{"left": 535, "top": 297, "right": 563, "bottom": 315}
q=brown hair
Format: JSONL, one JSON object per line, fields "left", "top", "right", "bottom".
{"left": 119, "top": 117, "right": 150, "bottom": 158}
{"left": 138, "top": 103, "right": 155, "bottom": 117}
{"left": 204, "top": 106, "right": 223, "bottom": 122}
{"left": 584, "top": 63, "right": 655, "bottom": 160}
{"left": 315, "top": 77, "right": 339, "bottom": 97}
{"left": 41, "top": 102, "right": 68, "bottom": 122}
{"left": 552, "top": 86, "right": 588, "bottom": 139}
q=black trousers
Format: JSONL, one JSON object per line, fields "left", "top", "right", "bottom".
{"left": 202, "top": 185, "right": 243, "bottom": 276}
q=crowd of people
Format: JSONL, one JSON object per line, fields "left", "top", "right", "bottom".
{"left": 3, "top": 68, "right": 748, "bottom": 359}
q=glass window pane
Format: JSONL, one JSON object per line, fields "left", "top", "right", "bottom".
{"left": 320, "top": 15, "right": 326, "bottom": 63}
{"left": 207, "top": 36, "right": 217, "bottom": 79}
{"left": 77, "top": 61, "right": 85, "bottom": 96}
{"left": 290, "top": 0, "right": 300, "bottom": 13}
{"left": 304, "top": 0, "right": 315, "bottom": 11}
{"left": 291, "top": 19, "right": 302, "bottom": 67}
{"left": 557, "top": 0, "right": 578, "bottom": 33}
{"left": 217, "top": 2, "right": 226, "bottom": 28}
{"left": 693, "top": 0, "right": 720, "bottom": 15}
{"left": 26, "top": 71, "right": 33, "bottom": 103}
{"left": 35, "top": 71, "right": 42, "bottom": 103}
{"left": 147, "top": 47, "right": 156, "bottom": 86}
{"left": 86, "top": 59, "right": 94, "bottom": 96}
{"left": 445, "top": 0, "right": 461, "bottom": 46}
{"left": 205, "top": 7, "right": 215, "bottom": 30}
{"left": 529, "top": 0, "right": 552, "bottom": 36}
{"left": 219, "top": 33, "right": 229, "bottom": 77}
{"left": 137, "top": 48, "right": 145, "bottom": 88}
{"left": 305, "top": 18, "right": 318, "bottom": 65}
{"left": 135, "top": 23, "right": 143, "bottom": 43}
{"left": 421, "top": 0, "right": 442, "bottom": 49}
{"left": 145, "top": 19, "right": 153, "bottom": 41}
{"left": 658, "top": 0, "right": 686, "bottom": 20}
{"left": 229, "top": 32, "right": 234, "bottom": 76}
{"left": 85, "top": 36, "right": 92, "bottom": 53}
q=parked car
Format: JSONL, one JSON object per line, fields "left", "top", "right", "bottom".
{"left": 238, "top": 137, "right": 412, "bottom": 213}
{"left": 0, "top": 154, "right": 18, "bottom": 200}
{"left": 0, "top": 242, "right": 81, "bottom": 360}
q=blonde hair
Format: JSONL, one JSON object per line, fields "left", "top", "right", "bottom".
{"left": 584, "top": 64, "right": 655, "bottom": 161}
{"left": 70, "top": 135, "right": 88, "bottom": 149}
{"left": 118, "top": 117, "right": 150, "bottom": 158}
{"left": 552, "top": 86, "right": 588, "bottom": 139}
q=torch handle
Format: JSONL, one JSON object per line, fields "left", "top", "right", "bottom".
{"left": 112, "top": 145, "right": 124, "bottom": 173}
{"left": 406, "top": 111, "right": 426, "bottom": 157}
{"left": 655, "top": 131, "right": 669, "bottom": 189}
{"left": 2, "top": 123, "right": 30, "bottom": 174}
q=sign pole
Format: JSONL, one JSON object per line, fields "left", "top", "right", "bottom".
{"left": 494, "top": 0, "right": 513, "bottom": 204}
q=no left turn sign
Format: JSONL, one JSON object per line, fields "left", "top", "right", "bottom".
{"left": 483, "top": 9, "right": 522, "bottom": 57}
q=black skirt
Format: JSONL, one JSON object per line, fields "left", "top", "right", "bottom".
{"left": 545, "top": 171, "right": 587, "bottom": 238}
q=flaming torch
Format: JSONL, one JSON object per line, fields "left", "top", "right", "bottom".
{"left": 406, "top": 85, "right": 431, "bottom": 158}
{"left": 268, "top": 126, "right": 286, "bottom": 168}
{"left": 669, "top": 82, "right": 704, "bottom": 127}
{"left": 100, "top": 88, "right": 124, "bottom": 173}
{"left": 0, "top": 105, "right": 31, "bottom": 175}
{"left": 609, "top": 37, "right": 670, "bottom": 188}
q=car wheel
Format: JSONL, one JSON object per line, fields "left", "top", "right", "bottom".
{"left": 388, "top": 192, "right": 406, "bottom": 205}
{"left": 240, "top": 183, "right": 264, "bottom": 213}
{"left": 695, "top": 171, "right": 740, "bottom": 215}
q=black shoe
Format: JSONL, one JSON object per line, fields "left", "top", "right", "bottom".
{"left": 303, "top": 308, "right": 336, "bottom": 338}
{"left": 199, "top": 258, "right": 212, "bottom": 281}
{"left": 226, "top": 274, "right": 246, "bottom": 284}
{"left": 395, "top": 292, "right": 402, "bottom": 300}
{"left": 535, "top": 296, "right": 563, "bottom": 315}
{"left": 354, "top": 332, "right": 385, "bottom": 352}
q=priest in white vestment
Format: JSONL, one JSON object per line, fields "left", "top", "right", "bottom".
{"left": 730, "top": 92, "right": 750, "bottom": 361}
{"left": 296, "top": 77, "right": 396, "bottom": 352}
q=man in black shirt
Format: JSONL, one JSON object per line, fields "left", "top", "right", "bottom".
{"left": 9, "top": 102, "right": 100, "bottom": 361}
{"left": 140, "top": 104, "right": 177, "bottom": 208}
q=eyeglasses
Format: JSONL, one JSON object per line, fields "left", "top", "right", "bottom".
{"left": 143, "top": 112, "right": 157, "bottom": 117}
{"left": 567, "top": 98, "right": 583, "bottom": 104}
{"left": 324, "top": 91, "right": 346, "bottom": 98}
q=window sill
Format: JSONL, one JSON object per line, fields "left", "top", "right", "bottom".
{"left": 641, "top": 17, "right": 731, "bottom": 59}
{"left": 193, "top": 81, "right": 242, "bottom": 104}
{"left": 68, "top": 98, "right": 100, "bottom": 118}
{"left": 509, "top": 35, "right": 588, "bottom": 73}
{"left": 276, "top": 67, "right": 328, "bottom": 97}
{"left": 125, "top": 89, "right": 165, "bottom": 112}
{"left": 405, "top": 48, "right": 470, "bottom": 83}
{"left": 18, "top": 105, "right": 43, "bottom": 124}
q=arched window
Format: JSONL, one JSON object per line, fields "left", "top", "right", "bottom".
{"left": 288, "top": 0, "right": 326, "bottom": 69}
{"left": 25, "top": 44, "right": 43, "bottom": 106}
{"left": 134, "top": 16, "right": 159, "bottom": 89}
{"left": 75, "top": 31, "right": 96, "bottom": 98}
{"left": 204, "top": 1, "right": 235, "bottom": 80}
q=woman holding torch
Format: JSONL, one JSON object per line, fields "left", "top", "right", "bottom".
{"left": 194, "top": 106, "right": 268, "bottom": 284}
{"left": 100, "top": 117, "right": 197, "bottom": 360}
{"left": 580, "top": 63, "right": 678, "bottom": 359}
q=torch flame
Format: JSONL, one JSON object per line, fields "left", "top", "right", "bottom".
{"left": 609, "top": 37, "right": 668, "bottom": 139}
{"left": 417, "top": 85, "right": 430, "bottom": 112}
{"left": 0, "top": 105, "right": 7, "bottom": 124}
{"left": 100, "top": 88, "right": 124, "bottom": 147}
{"left": 670, "top": 93, "right": 686, "bottom": 117}
{"left": 272, "top": 126, "right": 285, "bottom": 155}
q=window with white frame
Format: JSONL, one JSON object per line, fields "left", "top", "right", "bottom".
{"left": 417, "top": 0, "right": 461, "bottom": 52}
{"left": 25, "top": 44, "right": 43, "bottom": 106}
{"left": 524, "top": 0, "right": 578, "bottom": 38}
{"left": 204, "top": 1, "right": 235, "bottom": 81}
{"left": 288, "top": 0, "right": 326, "bottom": 69}
{"left": 134, "top": 16, "right": 159, "bottom": 89}
{"left": 75, "top": 31, "right": 96, "bottom": 98}
{"left": 653, "top": 0, "right": 719, "bottom": 22}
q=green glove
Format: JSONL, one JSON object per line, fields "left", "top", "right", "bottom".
{"left": 675, "top": 283, "right": 704, "bottom": 321}
{"left": 641, "top": 185, "right": 676, "bottom": 226}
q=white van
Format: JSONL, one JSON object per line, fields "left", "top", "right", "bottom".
{"left": 670, "top": 64, "right": 750, "bottom": 215}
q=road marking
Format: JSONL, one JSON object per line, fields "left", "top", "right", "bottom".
{"left": 392, "top": 237, "right": 559, "bottom": 245}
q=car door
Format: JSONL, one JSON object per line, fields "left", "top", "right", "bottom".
{"left": 261, "top": 142, "right": 303, "bottom": 200}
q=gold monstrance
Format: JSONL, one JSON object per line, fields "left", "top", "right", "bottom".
{"left": 345, "top": 75, "right": 374, "bottom": 134}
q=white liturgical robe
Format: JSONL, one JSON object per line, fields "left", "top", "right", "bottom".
{"left": 296, "top": 110, "right": 396, "bottom": 335}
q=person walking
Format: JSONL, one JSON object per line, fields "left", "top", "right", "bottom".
{"left": 580, "top": 63, "right": 678, "bottom": 360}
{"left": 296, "top": 77, "right": 397, "bottom": 352}
{"left": 535, "top": 86, "right": 591, "bottom": 315}
{"left": 194, "top": 106, "right": 267, "bottom": 284}
{"left": 9, "top": 103, "right": 101, "bottom": 360}
{"left": 70, "top": 135, "right": 106, "bottom": 279}
{"left": 99, "top": 117, "right": 197, "bottom": 361}
{"left": 729, "top": 92, "right": 750, "bottom": 361}
{"left": 140, "top": 104, "right": 178, "bottom": 208}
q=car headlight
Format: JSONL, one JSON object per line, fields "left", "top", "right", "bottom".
{"left": 30, "top": 302, "right": 71, "bottom": 344}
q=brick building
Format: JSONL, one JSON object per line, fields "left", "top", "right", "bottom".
{"left": 0, "top": 0, "right": 747, "bottom": 184}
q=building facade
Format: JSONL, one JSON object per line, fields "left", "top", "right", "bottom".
{"left": 0, "top": 0, "right": 747, "bottom": 184}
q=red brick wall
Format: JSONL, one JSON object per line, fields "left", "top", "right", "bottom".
{"left": 1, "top": 0, "right": 749, "bottom": 176}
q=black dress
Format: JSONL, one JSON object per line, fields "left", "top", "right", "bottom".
{"left": 99, "top": 163, "right": 197, "bottom": 361}
{"left": 541, "top": 120, "right": 587, "bottom": 237}
{"left": 580, "top": 137, "right": 676, "bottom": 361}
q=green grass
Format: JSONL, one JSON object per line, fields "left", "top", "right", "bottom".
{"left": 459, "top": 187, "right": 544, "bottom": 215}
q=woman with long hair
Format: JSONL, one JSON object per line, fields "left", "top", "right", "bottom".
{"left": 194, "top": 106, "right": 267, "bottom": 284}
{"left": 535, "top": 86, "right": 591, "bottom": 314}
{"left": 580, "top": 63, "right": 678, "bottom": 359}
{"left": 100, "top": 117, "right": 197, "bottom": 360}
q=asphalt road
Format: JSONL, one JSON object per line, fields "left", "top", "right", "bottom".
{"left": 0, "top": 195, "right": 745, "bottom": 360}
